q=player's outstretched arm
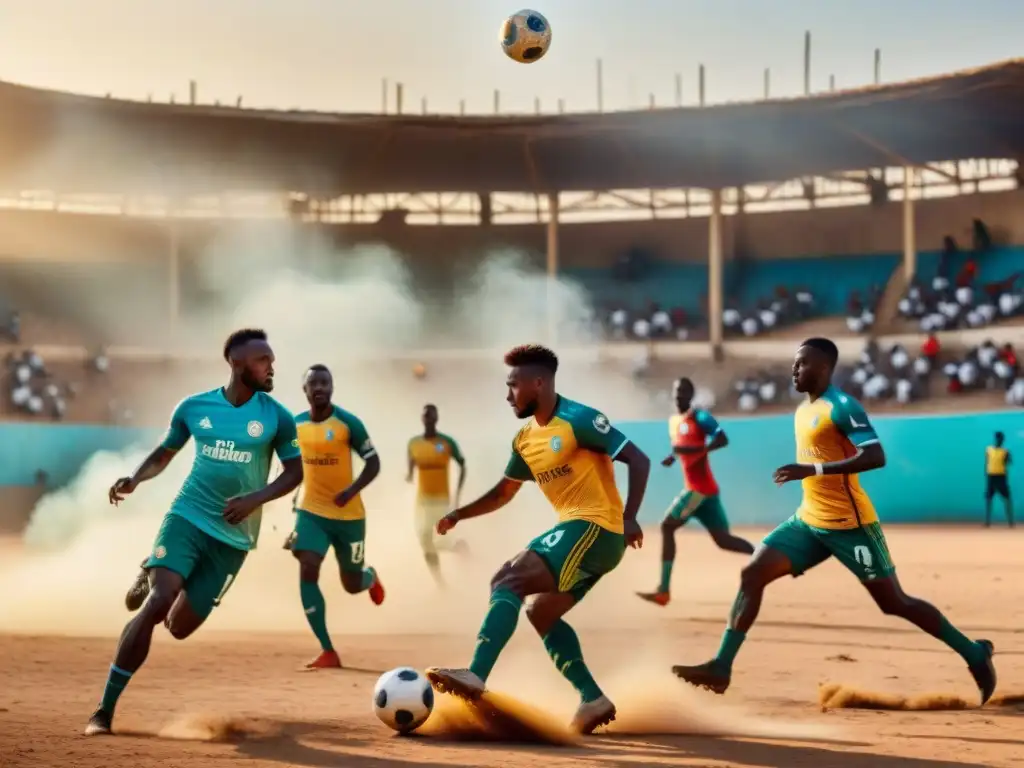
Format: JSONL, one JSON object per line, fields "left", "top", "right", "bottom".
{"left": 110, "top": 445, "right": 178, "bottom": 502}
{"left": 616, "top": 442, "right": 651, "bottom": 548}
{"left": 444, "top": 477, "right": 522, "bottom": 527}
{"left": 774, "top": 398, "right": 885, "bottom": 483}
{"left": 109, "top": 399, "right": 193, "bottom": 505}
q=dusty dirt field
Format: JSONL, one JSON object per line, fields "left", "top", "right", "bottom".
{"left": 2, "top": 526, "right": 1022, "bottom": 768}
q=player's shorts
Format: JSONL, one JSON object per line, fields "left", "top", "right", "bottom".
{"left": 414, "top": 496, "right": 450, "bottom": 547}
{"left": 986, "top": 474, "right": 1010, "bottom": 499}
{"left": 291, "top": 509, "right": 366, "bottom": 573}
{"left": 145, "top": 513, "right": 247, "bottom": 620}
{"left": 665, "top": 489, "right": 728, "bottom": 530}
{"left": 527, "top": 519, "right": 626, "bottom": 602}
{"left": 764, "top": 514, "right": 895, "bottom": 582}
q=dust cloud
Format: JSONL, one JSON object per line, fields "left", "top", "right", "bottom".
{"left": 0, "top": 220, "right": 654, "bottom": 638}
{"left": 420, "top": 648, "right": 838, "bottom": 743}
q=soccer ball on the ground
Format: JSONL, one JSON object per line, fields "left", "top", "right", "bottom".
{"left": 372, "top": 667, "right": 434, "bottom": 734}
{"left": 500, "top": 9, "right": 552, "bottom": 63}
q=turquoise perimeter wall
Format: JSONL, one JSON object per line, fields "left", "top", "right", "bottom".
{"left": 1, "top": 411, "right": 1020, "bottom": 525}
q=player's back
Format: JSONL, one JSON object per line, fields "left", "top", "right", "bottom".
{"left": 408, "top": 433, "right": 461, "bottom": 500}
{"left": 794, "top": 386, "right": 879, "bottom": 530}
{"left": 295, "top": 404, "right": 374, "bottom": 520}
{"left": 510, "top": 397, "right": 626, "bottom": 533}
{"left": 169, "top": 388, "right": 295, "bottom": 549}
{"left": 668, "top": 409, "right": 721, "bottom": 495}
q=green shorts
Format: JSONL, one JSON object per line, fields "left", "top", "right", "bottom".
{"left": 764, "top": 514, "right": 896, "bottom": 582}
{"left": 291, "top": 509, "right": 366, "bottom": 573}
{"left": 145, "top": 513, "right": 247, "bottom": 620}
{"left": 527, "top": 519, "right": 626, "bottom": 602}
{"left": 665, "top": 490, "right": 729, "bottom": 531}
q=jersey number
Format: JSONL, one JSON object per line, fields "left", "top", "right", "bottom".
{"left": 541, "top": 530, "right": 564, "bottom": 549}
{"left": 213, "top": 573, "right": 235, "bottom": 607}
{"left": 853, "top": 545, "right": 873, "bottom": 569}
{"left": 349, "top": 540, "right": 365, "bottom": 565}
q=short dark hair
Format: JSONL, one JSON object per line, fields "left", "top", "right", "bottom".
{"left": 675, "top": 377, "right": 694, "bottom": 390}
{"left": 504, "top": 344, "right": 559, "bottom": 374}
{"left": 995, "top": 431, "right": 1005, "bottom": 442}
{"left": 223, "top": 328, "right": 267, "bottom": 361}
{"left": 306, "top": 363, "right": 331, "bottom": 375}
{"left": 423, "top": 403, "right": 437, "bottom": 411}
{"left": 800, "top": 337, "right": 839, "bottom": 369}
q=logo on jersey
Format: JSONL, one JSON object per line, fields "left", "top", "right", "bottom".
{"left": 550, "top": 436, "right": 562, "bottom": 453}
{"left": 360, "top": 439, "right": 375, "bottom": 455}
{"left": 247, "top": 420, "right": 264, "bottom": 438}
{"left": 201, "top": 439, "right": 253, "bottom": 464}
{"left": 291, "top": 438, "right": 299, "bottom": 448}
{"left": 435, "top": 442, "right": 445, "bottom": 453}
{"left": 198, "top": 417, "right": 213, "bottom": 430}
{"left": 325, "top": 429, "right": 334, "bottom": 441}
{"left": 849, "top": 414, "right": 868, "bottom": 429}
{"left": 678, "top": 422, "right": 690, "bottom": 435}
{"left": 153, "top": 545, "right": 166, "bottom": 559}
{"left": 593, "top": 413, "right": 611, "bottom": 435}
{"left": 810, "top": 415, "right": 820, "bottom": 428}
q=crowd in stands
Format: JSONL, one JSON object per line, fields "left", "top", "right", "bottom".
{"left": 899, "top": 234, "right": 1023, "bottom": 332}
{"left": 1, "top": 305, "right": 132, "bottom": 423}
{"left": 731, "top": 335, "right": 1024, "bottom": 412}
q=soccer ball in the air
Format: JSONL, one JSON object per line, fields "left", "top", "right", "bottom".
{"left": 373, "top": 667, "right": 434, "bottom": 734}
{"left": 500, "top": 9, "right": 552, "bottom": 63}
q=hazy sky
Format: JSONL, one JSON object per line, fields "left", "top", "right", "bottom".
{"left": 1, "top": 0, "right": 1021, "bottom": 115}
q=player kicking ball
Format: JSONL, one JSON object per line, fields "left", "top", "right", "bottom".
{"left": 672, "top": 337, "right": 998, "bottom": 705}
{"left": 407, "top": 403, "right": 468, "bottom": 584}
{"left": 637, "top": 377, "right": 754, "bottom": 606}
{"left": 425, "top": 345, "right": 651, "bottom": 735}
{"left": 85, "top": 329, "right": 304, "bottom": 736}
{"left": 286, "top": 364, "right": 385, "bottom": 670}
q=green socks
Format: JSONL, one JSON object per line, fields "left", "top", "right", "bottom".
{"left": 714, "top": 628, "right": 746, "bottom": 672}
{"left": 937, "top": 616, "right": 984, "bottom": 665}
{"left": 300, "top": 580, "right": 334, "bottom": 652}
{"left": 359, "top": 568, "right": 375, "bottom": 591}
{"left": 100, "top": 665, "right": 133, "bottom": 715}
{"left": 469, "top": 588, "right": 522, "bottom": 682}
{"left": 543, "top": 619, "right": 604, "bottom": 703}
{"left": 659, "top": 561, "right": 673, "bottom": 593}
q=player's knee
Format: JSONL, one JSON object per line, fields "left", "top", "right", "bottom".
{"left": 490, "top": 563, "right": 524, "bottom": 597}
{"left": 525, "top": 600, "right": 555, "bottom": 635}
{"left": 738, "top": 562, "right": 768, "bottom": 590}
{"left": 340, "top": 572, "right": 363, "bottom": 594}
{"left": 166, "top": 618, "right": 198, "bottom": 641}
{"left": 298, "top": 555, "right": 321, "bottom": 584}
{"left": 660, "top": 517, "right": 679, "bottom": 535}
{"left": 141, "top": 588, "right": 178, "bottom": 623}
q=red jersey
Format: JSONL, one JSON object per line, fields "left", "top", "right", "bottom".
{"left": 668, "top": 409, "right": 722, "bottom": 496}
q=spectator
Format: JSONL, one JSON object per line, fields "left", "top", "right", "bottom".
{"left": 921, "top": 333, "right": 940, "bottom": 361}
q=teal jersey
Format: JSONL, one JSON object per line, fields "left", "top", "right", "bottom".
{"left": 161, "top": 388, "right": 300, "bottom": 551}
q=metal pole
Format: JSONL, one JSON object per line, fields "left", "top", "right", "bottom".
{"left": 674, "top": 73, "right": 682, "bottom": 106}
{"left": 829, "top": 74, "right": 835, "bottom": 92}
{"left": 803, "top": 31, "right": 811, "bottom": 95}
{"left": 395, "top": 83, "right": 403, "bottom": 114}
{"left": 874, "top": 48, "right": 881, "bottom": 84}
{"left": 698, "top": 64, "right": 706, "bottom": 106}
{"left": 189, "top": 80, "right": 197, "bottom": 105}
{"left": 381, "top": 78, "right": 388, "bottom": 113}
{"left": 493, "top": 89, "right": 500, "bottom": 114}
{"left": 764, "top": 68, "right": 770, "bottom": 99}
{"left": 902, "top": 168, "right": 917, "bottom": 281}
{"left": 596, "top": 59, "right": 604, "bottom": 112}
{"left": 546, "top": 193, "right": 560, "bottom": 343}
{"left": 708, "top": 189, "right": 724, "bottom": 360}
